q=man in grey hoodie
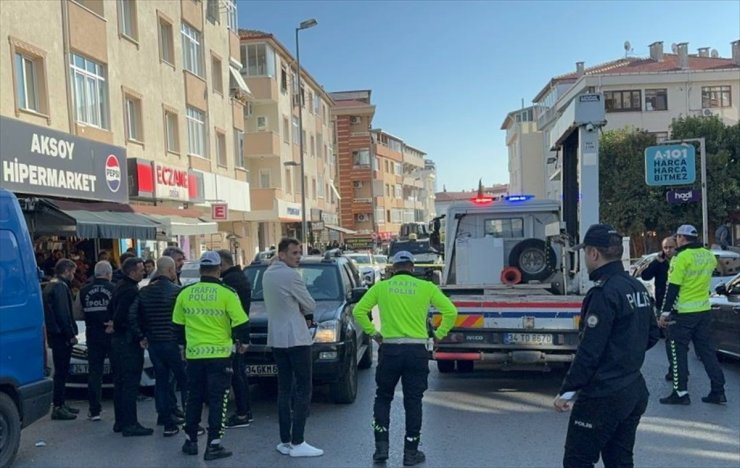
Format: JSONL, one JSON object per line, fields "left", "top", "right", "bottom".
{"left": 263, "top": 238, "right": 323, "bottom": 458}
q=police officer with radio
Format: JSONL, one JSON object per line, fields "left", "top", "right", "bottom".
{"left": 78, "top": 261, "right": 115, "bottom": 421}
{"left": 554, "top": 224, "right": 660, "bottom": 468}
{"left": 658, "top": 224, "right": 726, "bottom": 405}
{"left": 353, "top": 251, "right": 458, "bottom": 466}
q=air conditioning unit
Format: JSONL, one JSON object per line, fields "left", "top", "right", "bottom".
{"left": 350, "top": 116, "right": 361, "bottom": 124}
{"left": 356, "top": 213, "right": 369, "bottom": 222}
{"left": 702, "top": 108, "right": 713, "bottom": 116}
{"left": 353, "top": 181, "right": 363, "bottom": 188}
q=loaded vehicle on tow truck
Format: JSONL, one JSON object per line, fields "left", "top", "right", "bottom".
{"left": 430, "top": 93, "right": 608, "bottom": 373}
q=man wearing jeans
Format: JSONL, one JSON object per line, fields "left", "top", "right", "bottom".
{"left": 263, "top": 238, "right": 322, "bottom": 458}
{"left": 128, "top": 256, "right": 186, "bottom": 436}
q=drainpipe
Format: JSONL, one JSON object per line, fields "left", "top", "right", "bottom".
{"left": 61, "top": 0, "right": 76, "bottom": 135}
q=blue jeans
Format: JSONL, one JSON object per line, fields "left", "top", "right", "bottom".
{"left": 147, "top": 341, "right": 187, "bottom": 426}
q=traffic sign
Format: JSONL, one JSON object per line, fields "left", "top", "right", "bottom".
{"left": 212, "top": 203, "right": 228, "bottom": 220}
{"left": 666, "top": 188, "right": 701, "bottom": 205}
{"left": 645, "top": 144, "right": 696, "bottom": 186}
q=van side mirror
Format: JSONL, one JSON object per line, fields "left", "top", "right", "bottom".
{"left": 715, "top": 284, "right": 727, "bottom": 295}
{"left": 348, "top": 287, "right": 366, "bottom": 304}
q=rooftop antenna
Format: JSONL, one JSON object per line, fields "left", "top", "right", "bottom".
{"left": 624, "top": 40, "right": 633, "bottom": 57}
{"left": 710, "top": 49, "right": 719, "bottom": 58}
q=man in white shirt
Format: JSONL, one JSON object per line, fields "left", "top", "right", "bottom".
{"left": 262, "top": 238, "right": 323, "bottom": 458}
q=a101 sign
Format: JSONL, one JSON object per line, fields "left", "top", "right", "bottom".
{"left": 644, "top": 144, "right": 696, "bottom": 186}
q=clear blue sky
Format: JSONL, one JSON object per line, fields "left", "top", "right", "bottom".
{"left": 237, "top": 0, "right": 740, "bottom": 192}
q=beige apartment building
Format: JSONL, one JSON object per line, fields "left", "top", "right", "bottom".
{"left": 238, "top": 30, "right": 340, "bottom": 250}
{"left": 500, "top": 106, "right": 547, "bottom": 199}
{"left": 0, "top": 0, "right": 254, "bottom": 262}
{"left": 417, "top": 158, "right": 438, "bottom": 220}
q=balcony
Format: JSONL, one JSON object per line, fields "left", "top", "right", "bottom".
{"left": 243, "top": 76, "right": 278, "bottom": 102}
{"left": 245, "top": 132, "right": 280, "bottom": 157}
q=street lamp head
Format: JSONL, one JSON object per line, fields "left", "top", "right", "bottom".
{"left": 298, "top": 19, "right": 318, "bottom": 30}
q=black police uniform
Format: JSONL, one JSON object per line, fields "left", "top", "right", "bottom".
{"left": 640, "top": 257, "right": 674, "bottom": 377}
{"left": 79, "top": 277, "right": 115, "bottom": 418}
{"left": 560, "top": 261, "right": 660, "bottom": 468}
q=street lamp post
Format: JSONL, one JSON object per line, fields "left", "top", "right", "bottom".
{"left": 296, "top": 18, "right": 317, "bottom": 254}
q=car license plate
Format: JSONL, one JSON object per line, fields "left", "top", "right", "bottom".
{"left": 504, "top": 333, "right": 553, "bottom": 345}
{"left": 247, "top": 364, "right": 278, "bottom": 376}
{"left": 69, "top": 363, "right": 112, "bottom": 374}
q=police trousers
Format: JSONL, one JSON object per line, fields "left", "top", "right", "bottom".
{"left": 373, "top": 344, "right": 429, "bottom": 443}
{"left": 563, "top": 376, "right": 649, "bottom": 468}
{"left": 184, "top": 357, "right": 232, "bottom": 443}
{"left": 666, "top": 312, "right": 725, "bottom": 393}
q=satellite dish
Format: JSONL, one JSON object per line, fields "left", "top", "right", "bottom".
{"left": 624, "top": 40, "right": 631, "bottom": 51}
{"left": 671, "top": 43, "right": 678, "bottom": 53}
{"left": 711, "top": 49, "right": 719, "bottom": 58}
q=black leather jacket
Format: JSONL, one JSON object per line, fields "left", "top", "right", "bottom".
{"left": 43, "top": 277, "right": 78, "bottom": 339}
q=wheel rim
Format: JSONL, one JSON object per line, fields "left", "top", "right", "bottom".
{"left": 519, "top": 248, "right": 546, "bottom": 274}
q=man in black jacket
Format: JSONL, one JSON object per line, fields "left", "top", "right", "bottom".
{"left": 108, "top": 257, "right": 151, "bottom": 437}
{"left": 43, "top": 258, "right": 79, "bottom": 421}
{"left": 78, "top": 261, "right": 115, "bottom": 421}
{"left": 640, "top": 236, "right": 678, "bottom": 380}
{"left": 554, "top": 224, "right": 661, "bottom": 468}
{"left": 129, "top": 256, "right": 186, "bottom": 437}
{"left": 217, "top": 250, "right": 253, "bottom": 428}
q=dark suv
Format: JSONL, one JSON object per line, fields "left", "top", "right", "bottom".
{"left": 243, "top": 250, "right": 372, "bottom": 403}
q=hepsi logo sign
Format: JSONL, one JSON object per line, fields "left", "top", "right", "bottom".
{"left": 212, "top": 203, "right": 228, "bottom": 220}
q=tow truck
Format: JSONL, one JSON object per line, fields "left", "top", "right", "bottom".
{"left": 387, "top": 222, "right": 444, "bottom": 284}
{"left": 430, "top": 93, "right": 607, "bottom": 372}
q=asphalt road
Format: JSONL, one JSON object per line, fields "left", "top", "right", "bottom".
{"left": 13, "top": 343, "right": 740, "bottom": 468}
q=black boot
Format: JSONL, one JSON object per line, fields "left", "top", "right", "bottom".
{"left": 403, "top": 437, "right": 426, "bottom": 466}
{"left": 701, "top": 391, "right": 727, "bottom": 405}
{"left": 373, "top": 441, "right": 389, "bottom": 463}
{"left": 204, "top": 443, "right": 232, "bottom": 461}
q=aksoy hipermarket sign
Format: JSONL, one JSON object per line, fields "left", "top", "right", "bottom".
{"left": 0, "top": 116, "right": 128, "bottom": 203}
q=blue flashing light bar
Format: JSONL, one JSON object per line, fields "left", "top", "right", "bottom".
{"left": 504, "top": 194, "right": 535, "bottom": 202}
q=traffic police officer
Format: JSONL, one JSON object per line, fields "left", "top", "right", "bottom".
{"left": 554, "top": 224, "right": 660, "bottom": 468}
{"left": 353, "top": 250, "right": 458, "bottom": 466}
{"left": 658, "top": 224, "right": 726, "bottom": 405}
{"left": 173, "top": 251, "right": 249, "bottom": 461}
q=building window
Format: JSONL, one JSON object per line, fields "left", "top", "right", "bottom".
{"left": 244, "top": 101, "right": 253, "bottom": 117}
{"left": 240, "top": 43, "right": 275, "bottom": 77}
{"left": 14, "top": 52, "right": 44, "bottom": 113}
{"left": 158, "top": 16, "right": 174, "bottom": 65}
{"left": 283, "top": 117, "right": 289, "bottom": 143}
{"left": 280, "top": 66, "right": 288, "bottom": 94}
{"left": 310, "top": 134, "right": 315, "bottom": 157}
{"left": 124, "top": 94, "right": 143, "bottom": 141}
{"left": 74, "top": 0, "right": 105, "bottom": 16}
{"left": 215, "top": 130, "right": 227, "bottom": 167}
{"left": 645, "top": 88, "right": 667, "bottom": 111}
{"left": 353, "top": 149, "right": 370, "bottom": 166}
{"left": 186, "top": 106, "right": 206, "bottom": 156}
{"left": 308, "top": 92, "right": 314, "bottom": 114}
{"left": 484, "top": 218, "right": 524, "bottom": 238}
{"left": 604, "top": 90, "right": 641, "bottom": 112}
{"left": 181, "top": 22, "right": 204, "bottom": 77}
{"left": 164, "top": 110, "right": 179, "bottom": 153}
{"left": 314, "top": 92, "right": 320, "bottom": 115}
{"left": 318, "top": 175, "right": 325, "bottom": 198}
{"left": 234, "top": 129, "right": 245, "bottom": 168}
{"left": 226, "top": 0, "right": 238, "bottom": 31}
{"left": 256, "top": 116, "right": 267, "bottom": 131}
{"left": 206, "top": 0, "right": 219, "bottom": 24}
{"left": 702, "top": 86, "right": 731, "bottom": 108}
{"left": 292, "top": 117, "right": 299, "bottom": 145}
{"left": 117, "top": 0, "right": 137, "bottom": 39}
{"left": 285, "top": 168, "right": 292, "bottom": 193}
{"left": 394, "top": 162, "right": 402, "bottom": 175}
{"left": 311, "top": 178, "right": 317, "bottom": 200}
{"left": 69, "top": 53, "right": 108, "bottom": 129}
{"left": 395, "top": 185, "right": 402, "bottom": 198}
{"left": 212, "top": 55, "right": 223, "bottom": 94}
{"left": 259, "top": 169, "right": 271, "bottom": 188}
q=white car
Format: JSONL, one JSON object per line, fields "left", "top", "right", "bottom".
{"left": 179, "top": 261, "right": 201, "bottom": 286}
{"left": 346, "top": 252, "right": 383, "bottom": 285}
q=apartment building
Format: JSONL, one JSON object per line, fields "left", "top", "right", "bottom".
{"left": 238, "top": 30, "right": 340, "bottom": 250}
{"left": 500, "top": 106, "right": 547, "bottom": 199}
{"left": 418, "top": 159, "right": 438, "bottom": 220}
{"left": 0, "top": 0, "right": 253, "bottom": 262}
{"left": 401, "top": 144, "right": 428, "bottom": 222}
{"left": 527, "top": 40, "right": 740, "bottom": 200}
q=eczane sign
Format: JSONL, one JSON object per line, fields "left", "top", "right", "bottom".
{"left": 644, "top": 144, "right": 696, "bottom": 186}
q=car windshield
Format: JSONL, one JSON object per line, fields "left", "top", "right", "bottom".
{"left": 246, "top": 264, "right": 342, "bottom": 301}
{"left": 374, "top": 255, "right": 387, "bottom": 264}
{"left": 348, "top": 254, "right": 372, "bottom": 264}
{"left": 389, "top": 240, "right": 434, "bottom": 256}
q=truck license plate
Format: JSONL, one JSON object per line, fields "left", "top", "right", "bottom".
{"left": 247, "top": 364, "right": 278, "bottom": 376}
{"left": 504, "top": 333, "right": 553, "bottom": 345}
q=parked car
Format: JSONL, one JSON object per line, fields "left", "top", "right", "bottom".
{"left": 243, "top": 250, "right": 371, "bottom": 403}
{"left": 0, "top": 188, "right": 53, "bottom": 468}
{"left": 631, "top": 249, "right": 740, "bottom": 299}
{"left": 179, "top": 261, "right": 201, "bottom": 286}
{"left": 346, "top": 252, "right": 383, "bottom": 284}
{"left": 711, "top": 273, "right": 740, "bottom": 359}
{"left": 374, "top": 255, "right": 389, "bottom": 279}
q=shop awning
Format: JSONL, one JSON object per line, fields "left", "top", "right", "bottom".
{"left": 26, "top": 199, "right": 162, "bottom": 239}
{"left": 326, "top": 224, "right": 357, "bottom": 235}
{"left": 146, "top": 214, "right": 218, "bottom": 236}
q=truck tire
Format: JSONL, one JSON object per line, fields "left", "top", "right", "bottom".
{"left": 437, "top": 360, "right": 455, "bottom": 373}
{"left": 330, "top": 343, "right": 358, "bottom": 404}
{"left": 509, "top": 239, "right": 556, "bottom": 282}
{"left": 0, "top": 393, "right": 21, "bottom": 468}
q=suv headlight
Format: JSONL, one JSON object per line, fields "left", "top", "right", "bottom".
{"left": 313, "top": 319, "right": 341, "bottom": 343}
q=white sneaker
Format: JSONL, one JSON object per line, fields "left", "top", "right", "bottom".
{"left": 276, "top": 443, "right": 292, "bottom": 455}
{"left": 289, "top": 442, "right": 324, "bottom": 458}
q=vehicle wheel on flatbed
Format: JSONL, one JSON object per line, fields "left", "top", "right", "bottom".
{"left": 331, "top": 344, "right": 358, "bottom": 404}
{"left": 0, "top": 392, "right": 21, "bottom": 468}
{"left": 456, "top": 360, "right": 474, "bottom": 373}
{"left": 509, "top": 238, "right": 556, "bottom": 282}
{"left": 437, "top": 360, "right": 455, "bottom": 373}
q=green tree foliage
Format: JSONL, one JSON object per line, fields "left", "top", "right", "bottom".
{"left": 598, "top": 116, "right": 739, "bottom": 255}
